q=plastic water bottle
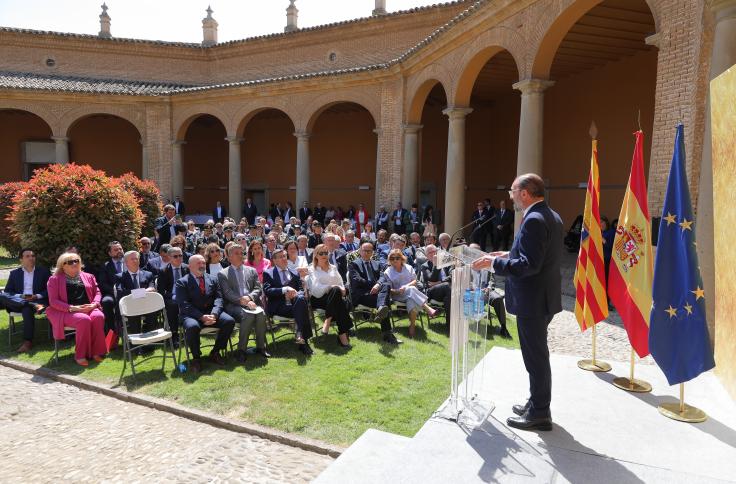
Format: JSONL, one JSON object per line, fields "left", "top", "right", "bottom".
{"left": 463, "top": 288, "right": 473, "bottom": 319}
{"left": 473, "top": 288, "right": 484, "bottom": 321}
{"left": 178, "top": 363, "right": 187, "bottom": 373}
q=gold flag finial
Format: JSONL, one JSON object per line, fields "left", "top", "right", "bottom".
{"left": 589, "top": 121, "right": 598, "bottom": 139}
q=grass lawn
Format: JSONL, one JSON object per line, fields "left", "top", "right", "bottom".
{"left": 0, "top": 311, "right": 518, "bottom": 446}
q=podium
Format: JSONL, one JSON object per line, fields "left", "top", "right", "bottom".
{"left": 435, "top": 244, "right": 495, "bottom": 430}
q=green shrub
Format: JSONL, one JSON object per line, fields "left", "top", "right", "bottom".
{"left": 116, "top": 173, "right": 162, "bottom": 237}
{"left": 10, "top": 164, "right": 144, "bottom": 267}
{"left": 0, "top": 181, "right": 26, "bottom": 255}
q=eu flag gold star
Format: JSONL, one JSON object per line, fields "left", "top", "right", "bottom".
{"left": 664, "top": 212, "right": 677, "bottom": 225}
{"left": 692, "top": 286, "right": 705, "bottom": 300}
{"left": 679, "top": 218, "right": 693, "bottom": 231}
{"left": 684, "top": 303, "right": 693, "bottom": 315}
{"left": 666, "top": 305, "right": 678, "bottom": 318}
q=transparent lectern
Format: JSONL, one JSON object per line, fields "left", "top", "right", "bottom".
{"left": 435, "top": 244, "right": 495, "bottom": 430}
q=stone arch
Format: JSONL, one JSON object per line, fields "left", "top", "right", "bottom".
{"left": 406, "top": 63, "right": 452, "bottom": 124}
{"left": 61, "top": 104, "right": 143, "bottom": 138}
{"left": 451, "top": 27, "right": 525, "bottom": 106}
{"left": 529, "top": 0, "right": 660, "bottom": 80}
{"left": 301, "top": 90, "right": 380, "bottom": 132}
{"left": 234, "top": 104, "right": 297, "bottom": 138}
{"left": 0, "top": 101, "right": 56, "bottom": 134}
{"left": 173, "top": 105, "right": 231, "bottom": 141}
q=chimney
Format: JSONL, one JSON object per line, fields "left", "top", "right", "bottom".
{"left": 98, "top": 3, "right": 111, "bottom": 38}
{"left": 373, "top": 0, "right": 387, "bottom": 16}
{"left": 285, "top": 0, "right": 298, "bottom": 33}
{"left": 202, "top": 6, "right": 218, "bottom": 47}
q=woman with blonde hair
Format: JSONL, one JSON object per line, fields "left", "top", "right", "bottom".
{"left": 384, "top": 248, "right": 437, "bottom": 337}
{"left": 45, "top": 252, "right": 107, "bottom": 366}
{"left": 308, "top": 243, "right": 354, "bottom": 348}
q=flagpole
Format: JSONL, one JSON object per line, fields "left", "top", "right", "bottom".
{"left": 613, "top": 347, "right": 652, "bottom": 392}
{"left": 577, "top": 324, "right": 611, "bottom": 372}
{"left": 658, "top": 382, "right": 708, "bottom": 423}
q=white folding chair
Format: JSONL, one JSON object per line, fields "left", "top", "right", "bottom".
{"left": 118, "top": 292, "right": 176, "bottom": 383}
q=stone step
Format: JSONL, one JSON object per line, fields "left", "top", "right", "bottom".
{"left": 314, "top": 428, "right": 412, "bottom": 484}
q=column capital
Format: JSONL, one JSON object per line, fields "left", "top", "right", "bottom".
{"left": 513, "top": 79, "right": 555, "bottom": 95}
{"left": 171, "top": 139, "right": 187, "bottom": 146}
{"left": 442, "top": 107, "right": 473, "bottom": 119}
{"left": 51, "top": 136, "right": 69, "bottom": 143}
{"left": 710, "top": 0, "right": 736, "bottom": 20}
{"left": 225, "top": 136, "right": 244, "bottom": 145}
{"left": 373, "top": 127, "right": 384, "bottom": 136}
{"left": 402, "top": 124, "right": 423, "bottom": 134}
{"left": 293, "top": 130, "right": 311, "bottom": 140}
{"left": 645, "top": 32, "right": 660, "bottom": 49}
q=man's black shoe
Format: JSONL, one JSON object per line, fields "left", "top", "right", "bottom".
{"left": 374, "top": 306, "right": 390, "bottom": 322}
{"left": 507, "top": 413, "right": 552, "bottom": 431}
{"left": 208, "top": 351, "right": 226, "bottom": 366}
{"left": 255, "top": 347, "right": 272, "bottom": 358}
{"left": 348, "top": 329, "right": 356, "bottom": 337}
{"left": 190, "top": 359, "right": 202, "bottom": 373}
{"left": 298, "top": 343, "right": 314, "bottom": 355}
{"left": 383, "top": 333, "right": 403, "bottom": 345}
{"left": 234, "top": 349, "right": 247, "bottom": 363}
{"left": 512, "top": 400, "right": 531, "bottom": 416}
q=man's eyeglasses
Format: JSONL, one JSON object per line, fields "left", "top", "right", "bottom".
{"left": 64, "top": 259, "right": 80, "bottom": 265}
{"left": 362, "top": 249, "right": 374, "bottom": 253}
{"left": 508, "top": 188, "right": 520, "bottom": 197}
{"left": 170, "top": 255, "right": 183, "bottom": 259}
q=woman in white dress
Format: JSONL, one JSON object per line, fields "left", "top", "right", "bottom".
{"left": 204, "top": 242, "right": 227, "bottom": 276}
{"left": 384, "top": 249, "right": 437, "bottom": 337}
{"left": 307, "top": 244, "right": 354, "bottom": 348}
{"left": 284, "top": 240, "right": 308, "bottom": 272}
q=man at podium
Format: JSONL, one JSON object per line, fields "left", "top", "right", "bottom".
{"left": 473, "top": 173, "right": 563, "bottom": 432}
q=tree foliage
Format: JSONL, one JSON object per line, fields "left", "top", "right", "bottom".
{"left": 116, "top": 172, "right": 162, "bottom": 237}
{"left": 0, "top": 181, "right": 27, "bottom": 256}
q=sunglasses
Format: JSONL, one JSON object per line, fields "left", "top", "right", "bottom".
{"left": 170, "top": 254, "right": 183, "bottom": 259}
{"left": 389, "top": 256, "right": 402, "bottom": 261}
{"left": 64, "top": 259, "right": 81, "bottom": 265}
{"left": 317, "top": 251, "right": 328, "bottom": 256}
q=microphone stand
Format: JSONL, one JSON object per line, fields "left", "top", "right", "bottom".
{"left": 450, "top": 214, "right": 496, "bottom": 248}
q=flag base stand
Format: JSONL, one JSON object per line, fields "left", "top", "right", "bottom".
{"left": 613, "top": 377, "right": 652, "bottom": 393}
{"left": 658, "top": 383, "right": 707, "bottom": 423}
{"left": 577, "top": 325, "right": 611, "bottom": 372}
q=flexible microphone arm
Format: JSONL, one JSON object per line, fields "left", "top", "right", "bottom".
{"left": 450, "top": 214, "right": 495, "bottom": 247}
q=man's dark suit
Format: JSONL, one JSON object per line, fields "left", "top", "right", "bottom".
{"left": 299, "top": 207, "right": 312, "bottom": 221}
{"left": 0, "top": 266, "right": 51, "bottom": 341}
{"left": 157, "top": 263, "right": 189, "bottom": 341}
{"left": 328, "top": 249, "right": 348, "bottom": 283}
{"left": 174, "top": 200, "right": 186, "bottom": 217}
{"left": 139, "top": 251, "right": 162, "bottom": 277}
{"left": 155, "top": 215, "right": 184, "bottom": 246}
{"left": 212, "top": 205, "right": 228, "bottom": 224}
{"left": 493, "top": 208, "right": 514, "bottom": 251}
{"left": 471, "top": 208, "right": 491, "bottom": 251}
{"left": 348, "top": 258, "right": 391, "bottom": 333}
{"left": 308, "top": 233, "right": 323, "bottom": 249}
{"left": 99, "top": 258, "right": 124, "bottom": 333}
{"left": 262, "top": 266, "right": 313, "bottom": 341}
{"left": 418, "top": 260, "right": 452, "bottom": 320}
{"left": 175, "top": 272, "right": 235, "bottom": 359}
{"left": 243, "top": 203, "right": 258, "bottom": 225}
{"left": 312, "top": 207, "right": 325, "bottom": 224}
{"left": 117, "top": 270, "right": 156, "bottom": 335}
{"left": 493, "top": 201, "right": 563, "bottom": 418}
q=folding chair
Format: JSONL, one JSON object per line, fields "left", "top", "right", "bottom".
{"left": 351, "top": 304, "right": 394, "bottom": 331}
{"left": 51, "top": 326, "right": 77, "bottom": 365}
{"left": 390, "top": 301, "right": 426, "bottom": 330}
{"left": 118, "top": 292, "right": 177, "bottom": 383}
{"left": 7, "top": 310, "right": 50, "bottom": 348}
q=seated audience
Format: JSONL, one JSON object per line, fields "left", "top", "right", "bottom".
{"left": 468, "top": 243, "right": 511, "bottom": 338}
{"left": 264, "top": 234, "right": 280, "bottom": 260}
{"left": 438, "top": 232, "right": 452, "bottom": 252}
{"left": 418, "top": 245, "right": 452, "bottom": 326}
{"left": 362, "top": 222, "right": 377, "bottom": 242}
{"left": 170, "top": 235, "right": 192, "bottom": 263}
{"left": 324, "top": 233, "right": 348, "bottom": 282}
{"left": 308, "top": 244, "right": 354, "bottom": 348}
{"left": 296, "top": 235, "right": 313, "bottom": 262}
{"left": 348, "top": 243, "right": 398, "bottom": 344}
{"left": 308, "top": 222, "right": 324, "bottom": 248}
{"left": 0, "top": 248, "right": 51, "bottom": 353}
{"left": 262, "top": 249, "right": 314, "bottom": 355}
{"left": 285, "top": 240, "right": 309, "bottom": 271}
{"left": 218, "top": 244, "right": 270, "bottom": 363}
{"left": 117, "top": 250, "right": 157, "bottom": 345}
{"left": 46, "top": 252, "right": 107, "bottom": 367}
{"left": 138, "top": 237, "right": 162, "bottom": 276}
{"left": 245, "top": 239, "right": 271, "bottom": 282}
{"left": 341, "top": 230, "right": 359, "bottom": 252}
{"left": 205, "top": 243, "right": 227, "bottom": 276}
{"left": 98, "top": 241, "right": 125, "bottom": 334}
{"left": 156, "top": 246, "right": 188, "bottom": 346}
{"left": 175, "top": 254, "right": 235, "bottom": 373}
{"left": 384, "top": 249, "right": 437, "bottom": 338}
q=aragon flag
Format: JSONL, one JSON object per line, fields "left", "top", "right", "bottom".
{"left": 608, "top": 131, "right": 653, "bottom": 358}
{"left": 573, "top": 139, "right": 609, "bottom": 331}
{"left": 649, "top": 124, "right": 715, "bottom": 385}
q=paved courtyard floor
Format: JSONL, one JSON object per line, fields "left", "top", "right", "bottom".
{"left": 0, "top": 365, "right": 333, "bottom": 483}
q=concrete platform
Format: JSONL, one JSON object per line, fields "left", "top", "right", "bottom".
{"left": 316, "top": 347, "right": 736, "bottom": 483}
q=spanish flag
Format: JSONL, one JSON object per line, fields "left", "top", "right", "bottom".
{"left": 573, "top": 139, "right": 609, "bottom": 331}
{"left": 608, "top": 131, "right": 653, "bottom": 357}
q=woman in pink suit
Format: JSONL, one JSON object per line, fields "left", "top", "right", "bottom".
{"left": 46, "top": 252, "right": 107, "bottom": 367}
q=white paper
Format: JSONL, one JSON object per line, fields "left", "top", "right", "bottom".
{"left": 131, "top": 288, "right": 147, "bottom": 299}
{"left": 244, "top": 307, "right": 264, "bottom": 315}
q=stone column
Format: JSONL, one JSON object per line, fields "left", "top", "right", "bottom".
{"left": 140, "top": 138, "right": 148, "bottom": 179}
{"left": 52, "top": 136, "right": 69, "bottom": 164}
{"left": 227, "top": 136, "right": 243, "bottom": 219}
{"left": 697, "top": 0, "right": 736, "bottom": 341}
{"left": 172, "top": 140, "right": 185, "bottom": 200}
{"left": 373, "top": 127, "right": 384, "bottom": 212}
{"left": 401, "top": 124, "right": 422, "bottom": 208}
{"left": 295, "top": 130, "right": 311, "bottom": 208}
{"left": 513, "top": 79, "right": 554, "bottom": 176}
{"left": 442, "top": 108, "right": 473, "bottom": 234}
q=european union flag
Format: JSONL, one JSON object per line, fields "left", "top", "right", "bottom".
{"left": 649, "top": 124, "right": 715, "bottom": 385}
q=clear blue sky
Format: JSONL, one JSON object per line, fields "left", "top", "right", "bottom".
{"left": 0, "top": 0, "right": 445, "bottom": 42}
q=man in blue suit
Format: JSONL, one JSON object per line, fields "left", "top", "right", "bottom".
{"left": 117, "top": 251, "right": 157, "bottom": 340}
{"left": 175, "top": 254, "right": 235, "bottom": 373}
{"left": 0, "top": 248, "right": 50, "bottom": 353}
{"left": 474, "top": 174, "right": 563, "bottom": 431}
{"left": 262, "top": 249, "right": 314, "bottom": 355}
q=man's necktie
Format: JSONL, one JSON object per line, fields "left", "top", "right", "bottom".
{"left": 131, "top": 273, "right": 139, "bottom": 289}
{"left": 199, "top": 276, "right": 206, "bottom": 295}
{"left": 115, "top": 260, "right": 122, "bottom": 273}
{"left": 365, "top": 260, "right": 374, "bottom": 281}
{"left": 281, "top": 270, "right": 289, "bottom": 285}
{"left": 173, "top": 267, "right": 180, "bottom": 285}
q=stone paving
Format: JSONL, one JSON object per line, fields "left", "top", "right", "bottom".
{"left": 0, "top": 365, "right": 333, "bottom": 483}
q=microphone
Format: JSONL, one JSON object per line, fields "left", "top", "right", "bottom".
{"left": 450, "top": 214, "right": 495, "bottom": 247}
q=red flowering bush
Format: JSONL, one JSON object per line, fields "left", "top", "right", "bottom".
{"left": 0, "top": 181, "right": 27, "bottom": 255}
{"left": 10, "top": 164, "right": 144, "bottom": 267}
{"left": 116, "top": 173, "right": 162, "bottom": 237}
